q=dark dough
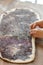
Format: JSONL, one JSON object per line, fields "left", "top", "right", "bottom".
{"left": 0, "top": 9, "right": 38, "bottom": 60}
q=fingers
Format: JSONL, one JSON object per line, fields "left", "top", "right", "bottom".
{"left": 30, "top": 29, "right": 43, "bottom": 38}
{"left": 30, "top": 29, "right": 37, "bottom": 34}
{"left": 30, "top": 22, "right": 37, "bottom": 29}
{"left": 30, "top": 29, "right": 38, "bottom": 38}
{"left": 30, "top": 20, "right": 43, "bottom": 29}
{"left": 30, "top": 20, "right": 43, "bottom": 38}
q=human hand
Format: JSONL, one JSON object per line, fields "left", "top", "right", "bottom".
{"left": 30, "top": 20, "right": 43, "bottom": 38}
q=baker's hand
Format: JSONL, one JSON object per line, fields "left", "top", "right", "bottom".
{"left": 30, "top": 20, "right": 43, "bottom": 29}
{"left": 30, "top": 20, "right": 43, "bottom": 38}
{"left": 30, "top": 29, "right": 43, "bottom": 38}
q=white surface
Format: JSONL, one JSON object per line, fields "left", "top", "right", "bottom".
{"left": 20, "top": 0, "right": 43, "bottom": 4}
{"left": 20, "top": 0, "right": 35, "bottom": 3}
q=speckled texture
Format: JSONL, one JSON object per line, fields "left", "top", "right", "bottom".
{"left": 0, "top": 36, "right": 32, "bottom": 60}
{"left": 0, "top": 9, "right": 38, "bottom": 36}
{"left": 0, "top": 8, "right": 38, "bottom": 62}
{"left": 0, "top": 1, "right": 43, "bottom": 65}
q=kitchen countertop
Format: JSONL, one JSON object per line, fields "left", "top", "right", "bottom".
{"left": 0, "top": 0, "right": 43, "bottom": 65}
